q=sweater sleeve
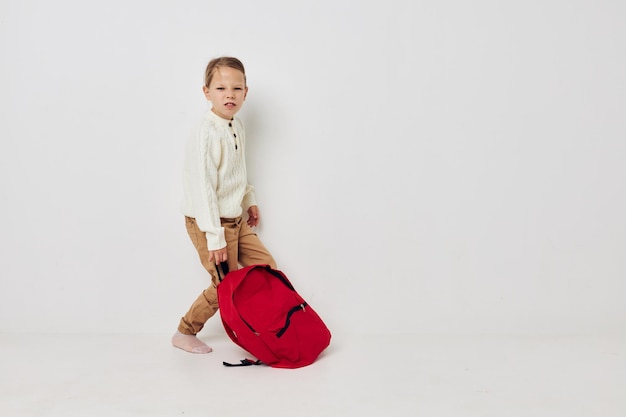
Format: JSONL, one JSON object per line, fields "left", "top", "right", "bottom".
{"left": 241, "top": 184, "right": 257, "bottom": 211}
{"left": 190, "top": 124, "right": 226, "bottom": 250}
{"left": 238, "top": 120, "right": 257, "bottom": 210}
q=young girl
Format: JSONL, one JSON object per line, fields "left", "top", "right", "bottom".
{"left": 172, "top": 57, "right": 276, "bottom": 354}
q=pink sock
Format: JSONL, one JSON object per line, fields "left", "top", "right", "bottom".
{"left": 171, "top": 332, "right": 213, "bottom": 354}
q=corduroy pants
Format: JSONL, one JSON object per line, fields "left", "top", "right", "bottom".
{"left": 177, "top": 216, "right": 276, "bottom": 335}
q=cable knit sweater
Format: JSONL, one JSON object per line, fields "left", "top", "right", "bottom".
{"left": 180, "top": 110, "right": 256, "bottom": 250}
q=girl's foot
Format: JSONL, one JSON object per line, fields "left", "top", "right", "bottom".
{"left": 171, "top": 331, "right": 213, "bottom": 353}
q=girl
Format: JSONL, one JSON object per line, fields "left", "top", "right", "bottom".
{"left": 172, "top": 57, "right": 276, "bottom": 354}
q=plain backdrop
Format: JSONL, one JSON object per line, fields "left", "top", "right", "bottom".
{"left": 1, "top": 0, "right": 625, "bottom": 337}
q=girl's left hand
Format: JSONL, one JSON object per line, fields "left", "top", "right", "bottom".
{"left": 247, "top": 205, "right": 260, "bottom": 227}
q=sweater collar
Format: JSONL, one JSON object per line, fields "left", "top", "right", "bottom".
{"left": 206, "top": 109, "right": 234, "bottom": 127}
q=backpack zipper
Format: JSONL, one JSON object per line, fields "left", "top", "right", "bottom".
{"left": 276, "top": 303, "right": 308, "bottom": 338}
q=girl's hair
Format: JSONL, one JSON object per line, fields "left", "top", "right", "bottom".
{"left": 204, "top": 57, "right": 246, "bottom": 88}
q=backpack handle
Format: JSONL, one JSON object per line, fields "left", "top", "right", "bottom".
{"left": 215, "top": 262, "right": 230, "bottom": 282}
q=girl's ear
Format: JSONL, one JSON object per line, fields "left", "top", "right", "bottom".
{"left": 202, "top": 86, "right": 211, "bottom": 101}
{"left": 243, "top": 86, "right": 249, "bottom": 100}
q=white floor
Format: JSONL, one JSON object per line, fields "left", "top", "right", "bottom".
{"left": 1, "top": 332, "right": 624, "bottom": 417}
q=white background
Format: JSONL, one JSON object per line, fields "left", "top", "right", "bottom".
{"left": 1, "top": 0, "right": 624, "bottom": 337}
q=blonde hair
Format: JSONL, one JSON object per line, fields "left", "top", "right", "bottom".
{"left": 204, "top": 57, "right": 246, "bottom": 88}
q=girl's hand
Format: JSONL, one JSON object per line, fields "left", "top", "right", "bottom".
{"left": 209, "top": 247, "right": 228, "bottom": 263}
{"left": 247, "top": 205, "right": 260, "bottom": 227}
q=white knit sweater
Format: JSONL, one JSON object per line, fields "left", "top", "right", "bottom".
{"left": 180, "top": 110, "right": 256, "bottom": 250}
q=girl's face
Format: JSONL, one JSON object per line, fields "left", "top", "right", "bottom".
{"left": 203, "top": 66, "right": 248, "bottom": 120}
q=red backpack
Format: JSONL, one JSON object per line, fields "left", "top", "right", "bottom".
{"left": 216, "top": 264, "right": 331, "bottom": 368}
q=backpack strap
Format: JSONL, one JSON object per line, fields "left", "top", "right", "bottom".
{"left": 223, "top": 358, "right": 263, "bottom": 367}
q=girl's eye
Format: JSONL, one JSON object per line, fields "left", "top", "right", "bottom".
{"left": 216, "top": 87, "right": 225, "bottom": 91}
{"left": 235, "top": 87, "right": 243, "bottom": 90}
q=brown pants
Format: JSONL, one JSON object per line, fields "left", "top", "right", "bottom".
{"left": 177, "top": 216, "right": 276, "bottom": 335}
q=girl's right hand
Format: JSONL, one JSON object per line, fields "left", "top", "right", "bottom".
{"left": 209, "top": 247, "right": 228, "bottom": 263}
